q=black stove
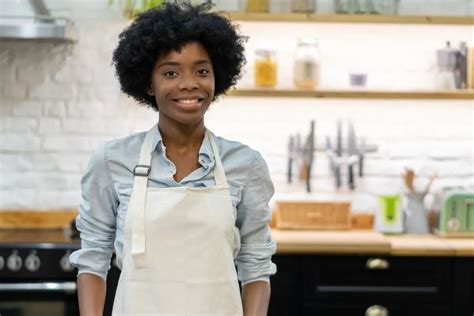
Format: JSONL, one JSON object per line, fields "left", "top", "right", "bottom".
{"left": 0, "top": 229, "right": 80, "bottom": 316}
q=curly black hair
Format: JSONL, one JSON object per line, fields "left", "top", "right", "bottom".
{"left": 112, "top": 2, "right": 247, "bottom": 111}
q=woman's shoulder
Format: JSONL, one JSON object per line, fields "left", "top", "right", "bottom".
{"left": 105, "top": 130, "right": 147, "bottom": 154}
{"left": 212, "top": 134, "right": 265, "bottom": 167}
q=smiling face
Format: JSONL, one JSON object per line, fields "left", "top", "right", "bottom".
{"left": 149, "top": 42, "right": 215, "bottom": 129}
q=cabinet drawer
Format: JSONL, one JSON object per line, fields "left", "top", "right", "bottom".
{"left": 302, "top": 256, "right": 451, "bottom": 303}
{"left": 302, "top": 302, "right": 450, "bottom": 316}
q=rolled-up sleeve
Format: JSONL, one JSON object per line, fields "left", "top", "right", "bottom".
{"left": 235, "top": 151, "right": 277, "bottom": 286}
{"left": 69, "top": 143, "right": 118, "bottom": 281}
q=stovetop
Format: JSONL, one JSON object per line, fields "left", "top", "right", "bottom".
{"left": 0, "top": 229, "right": 80, "bottom": 279}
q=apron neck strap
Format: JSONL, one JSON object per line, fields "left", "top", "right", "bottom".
{"left": 206, "top": 130, "right": 228, "bottom": 187}
{"left": 135, "top": 127, "right": 228, "bottom": 186}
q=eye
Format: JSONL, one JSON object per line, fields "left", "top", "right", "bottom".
{"left": 197, "top": 69, "right": 209, "bottom": 76}
{"left": 163, "top": 71, "right": 178, "bottom": 78}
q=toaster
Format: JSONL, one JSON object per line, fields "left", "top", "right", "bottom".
{"left": 438, "top": 191, "right": 474, "bottom": 236}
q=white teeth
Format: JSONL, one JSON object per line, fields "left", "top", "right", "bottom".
{"left": 177, "top": 99, "right": 199, "bottom": 104}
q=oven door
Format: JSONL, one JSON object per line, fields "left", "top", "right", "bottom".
{"left": 0, "top": 281, "right": 79, "bottom": 316}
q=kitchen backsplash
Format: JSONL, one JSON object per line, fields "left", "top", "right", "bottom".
{"left": 0, "top": 19, "right": 473, "bottom": 211}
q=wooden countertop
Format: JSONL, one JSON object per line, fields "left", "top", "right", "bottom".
{"left": 0, "top": 210, "right": 471, "bottom": 257}
{"left": 271, "top": 229, "right": 474, "bottom": 257}
{"left": 0, "top": 229, "right": 78, "bottom": 244}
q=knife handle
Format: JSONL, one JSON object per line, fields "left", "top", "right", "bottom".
{"left": 306, "top": 164, "right": 311, "bottom": 193}
{"left": 359, "top": 156, "right": 364, "bottom": 177}
{"left": 288, "top": 159, "right": 293, "bottom": 184}
{"left": 335, "top": 166, "right": 341, "bottom": 189}
{"left": 348, "top": 164, "right": 355, "bottom": 190}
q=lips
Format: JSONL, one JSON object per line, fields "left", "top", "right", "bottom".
{"left": 171, "top": 95, "right": 205, "bottom": 110}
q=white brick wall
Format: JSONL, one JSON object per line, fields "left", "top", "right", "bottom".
{"left": 0, "top": 18, "right": 473, "bottom": 211}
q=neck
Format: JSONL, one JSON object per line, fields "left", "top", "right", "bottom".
{"left": 158, "top": 118, "right": 205, "bottom": 150}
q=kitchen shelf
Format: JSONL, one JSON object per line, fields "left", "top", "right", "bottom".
{"left": 226, "top": 88, "right": 474, "bottom": 100}
{"left": 227, "top": 13, "right": 474, "bottom": 25}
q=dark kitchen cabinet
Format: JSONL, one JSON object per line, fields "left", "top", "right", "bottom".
{"left": 268, "top": 254, "right": 473, "bottom": 316}
{"left": 452, "top": 257, "right": 474, "bottom": 316}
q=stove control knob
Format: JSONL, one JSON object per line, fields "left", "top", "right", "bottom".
{"left": 0, "top": 256, "right": 4, "bottom": 270}
{"left": 7, "top": 251, "right": 22, "bottom": 272}
{"left": 60, "top": 251, "right": 74, "bottom": 272}
{"left": 25, "top": 252, "right": 41, "bottom": 272}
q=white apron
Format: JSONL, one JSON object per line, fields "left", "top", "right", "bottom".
{"left": 112, "top": 128, "right": 243, "bottom": 316}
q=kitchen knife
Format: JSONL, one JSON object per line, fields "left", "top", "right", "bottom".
{"left": 306, "top": 120, "right": 315, "bottom": 193}
{"left": 347, "top": 121, "right": 358, "bottom": 190}
{"left": 335, "top": 120, "right": 342, "bottom": 188}
{"left": 359, "top": 138, "right": 365, "bottom": 177}
{"left": 326, "top": 135, "right": 339, "bottom": 189}
{"left": 288, "top": 135, "right": 294, "bottom": 184}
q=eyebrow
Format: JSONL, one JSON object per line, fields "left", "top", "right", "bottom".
{"left": 156, "top": 59, "right": 211, "bottom": 69}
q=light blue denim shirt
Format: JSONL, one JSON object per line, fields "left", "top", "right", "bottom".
{"left": 69, "top": 123, "right": 277, "bottom": 286}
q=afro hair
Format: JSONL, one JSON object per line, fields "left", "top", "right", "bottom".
{"left": 112, "top": 2, "right": 247, "bottom": 111}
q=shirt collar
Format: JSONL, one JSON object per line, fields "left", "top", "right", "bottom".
{"left": 149, "top": 123, "right": 214, "bottom": 167}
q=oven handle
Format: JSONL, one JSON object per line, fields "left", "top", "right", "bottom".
{"left": 0, "top": 282, "right": 77, "bottom": 294}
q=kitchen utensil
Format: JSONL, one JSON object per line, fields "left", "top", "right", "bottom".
{"left": 358, "top": 138, "right": 365, "bottom": 177}
{"left": 437, "top": 191, "right": 474, "bottom": 237}
{"left": 403, "top": 191, "right": 429, "bottom": 234}
{"left": 306, "top": 120, "right": 315, "bottom": 193}
{"left": 455, "top": 41, "right": 468, "bottom": 89}
{"left": 287, "top": 135, "right": 294, "bottom": 184}
{"left": 401, "top": 168, "right": 437, "bottom": 234}
{"left": 375, "top": 195, "right": 404, "bottom": 234}
{"left": 335, "top": 120, "right": 342, "bottom": 188}
{"left": 347, "top": 120, "right": 358, "bottom": 190}
{"left": 436, "top": 41, "right": 458, "bottom": 90}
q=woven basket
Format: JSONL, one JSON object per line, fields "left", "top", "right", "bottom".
{"left": 274, "top": 201, "right": 351, "bottom": 230}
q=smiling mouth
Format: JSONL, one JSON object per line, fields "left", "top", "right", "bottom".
{"left": 172, "top": 98, "right": 204, "bottom": 104}
{"left": 171, "top": 97, "right": 205, "bottom": 110}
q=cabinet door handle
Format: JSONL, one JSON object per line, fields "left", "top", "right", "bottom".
{"left": 365, "top": 305, "right": 388, "bottom": 316}
{"left": 366, "top": 258, "right": 389, "bottom": 270}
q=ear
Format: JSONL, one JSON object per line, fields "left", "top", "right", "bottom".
{"left": 147, "top": 87, "right": 154, "bottom": 96}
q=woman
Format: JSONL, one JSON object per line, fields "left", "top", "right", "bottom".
{"left": 69, "top": 3, "right": 277, "bottom": 316}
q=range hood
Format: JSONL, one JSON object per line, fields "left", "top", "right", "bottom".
{"left": 0, "top": 0, "right": 76, "bottom": 41}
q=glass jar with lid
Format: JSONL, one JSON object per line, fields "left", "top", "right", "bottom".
{"left": 255, "top": 48, "right": 277, "bottom": 87}
{"left": 246, "top": 0, "right": 269, "bottom": 13}
{"left": 292, "top": 0, "right": 316, "bottom": 12}
{"left": 294, "top": 38, "right": 320, "bottom": 89}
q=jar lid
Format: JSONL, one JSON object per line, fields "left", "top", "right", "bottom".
{"left": 297, "top": 37, "right": 319, "bottom": 46}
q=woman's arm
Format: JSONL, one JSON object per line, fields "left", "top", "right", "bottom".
{"left": 77, "top": 273, "right": 107, "bottom": 316}
{"left": 235, "top": 151, "right": 277, "bottom": 315}
{"left": 242, "top": 280, "right": 271, "bottom": 316}
{"left": 69, "top": 143, "right": 119, "bottom": 315}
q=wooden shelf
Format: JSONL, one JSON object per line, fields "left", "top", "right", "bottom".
{"left": 227, "top": 13, "right": 474, "bottom": 25}
{"left": 226, "top": 88, "right": 474, "bottom": 100}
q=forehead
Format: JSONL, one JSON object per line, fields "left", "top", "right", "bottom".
{"left": 158, "top": 42, "right": 211, "bottom": 63}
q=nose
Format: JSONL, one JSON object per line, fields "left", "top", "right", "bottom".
{"left": 178, "top": 72, "right": 198, "bottom": 90}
